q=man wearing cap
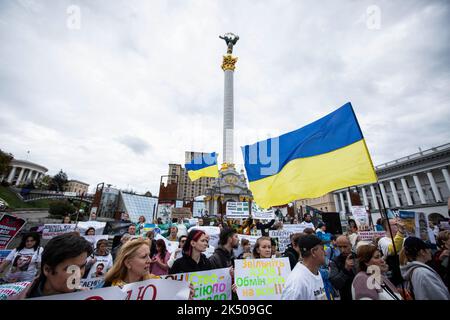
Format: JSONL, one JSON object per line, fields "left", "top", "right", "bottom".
{"left": 401, "top": 236, "right": 450, "bottom": 300}
{"left": 281, "top": 234, "right": 328, "bottom": 300}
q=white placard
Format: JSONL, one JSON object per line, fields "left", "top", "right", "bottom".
{"left": 76, "top": 221, "right": 106, "bottom": 235}
{"left": 42, "top": 224, "right": 77, "bottom": 239}
{"left": 226, "top": 202, "right": 250, "bottom": 219}
{"left": 122, "top": 278, "right": 190, "bottom": 300}
{"left": 187, "top": 226, "right": 220, "bottom": 248}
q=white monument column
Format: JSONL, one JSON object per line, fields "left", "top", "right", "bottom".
{"left": 370, "top": 185, "right": 379, "bottom": 210}
{"left": 15, "top": 167, "right": 25, "bottom": 186}
{"left": 389, "top": 180, "right": 401, "bottom": 207}
{"left": 346, "top": 190, "right": 352, "bottom": 212}
{"left": 361, "top": 187, "right": 369, "bottom": 207}
{"left": 426, "top": 171, "right": 442, "bottom": 202}
{"left": 7, "top": 166, "right": 17, "bottom": 183}
{"left": 400, "top": 177, "right": 413, "bottom": 206}
{"left": 220, "top": 33, "right": 239, "bottom": 167}
{"left": 379, "top": 182, "right": 389, "bottom": 207}
{"left": 25, "top": 169, "right": 33, "bottom": 183}
{"left": 333, "top": 194, "right": 340, "bottom": 212}
{"left": 442, "top": 168, "right": 450, "bottom": 192}
{"left": 413, "top": 174, "right": 427, "bottom": 204}
{"left": 339, "top": 192, "right": 345, "bottom": 213}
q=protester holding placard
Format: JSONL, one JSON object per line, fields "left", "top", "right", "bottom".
{"left": 168, "top": 236, "right": 187, "bottom": 268}
{"left": 85, "top": 239, "right": 113, "bottom": 279}
{"left": 22, "top": 233, "right": 94, "bottom": 298}
{"left": 352, "top": 244, "right": 402, "bottom": 300}
{"left": 255, "top": 219, "right": 276, "bottom": 237}
{"left": 149, "top": 239, "right": 170, "bottom": 276}
{"left": 209, "top": 228, "right": 238, "bottom": 269}
{"left": 329, "top": 235, "right": 356, "bottom": 300}
{"left": 281, "top": 234, "right": 327, "bottom": 300}
{"left": 169, "top": 229, "right": 212, "bottom": 274}
{"left": 300, "top": 213, "right": 315, "bottom": 230}
{"left": 252, "top": 237, "right": 272, "bottom": 259}
{"left": 0, "top": 232, "right": 43, "bottom": 283}
{"left": 400, "top": 237, "right": 450, "bottom": 300}
{"left": 104, "top": 238, "right": 159, "bottom": 288}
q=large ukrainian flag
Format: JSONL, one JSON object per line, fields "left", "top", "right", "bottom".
{"left": 185, "top": 152, "right": 219, "bottom": 181}
{"left": 241, "top": 102, "right": 377, "bottom": 208}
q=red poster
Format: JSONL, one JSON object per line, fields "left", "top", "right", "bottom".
{"left": 0, "top": 214, "right": 27, "bottom": 249}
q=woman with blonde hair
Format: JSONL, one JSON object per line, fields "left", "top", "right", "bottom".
{"left": 103, "top": 238, "right": 159, "bottom": 288}
{"left": 252, "top": 236, "right": 272, "bottom": 259}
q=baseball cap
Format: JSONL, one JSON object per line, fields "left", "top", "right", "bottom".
{"left": 296, "top": 234, "right": 325, "bottom": 254}
{"left": 403, "top": 237, "right": 432, "bottom": 252}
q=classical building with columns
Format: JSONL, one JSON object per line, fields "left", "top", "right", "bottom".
{"left": 1, "top": 159, "right": 48, "bottom": 186}
{"left": 333, "top": 143, "right": 450, "bottom": 220}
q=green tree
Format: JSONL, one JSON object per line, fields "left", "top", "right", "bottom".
{"left": 49, "top": 170, "right": 68, "bottom": 191}
{"left": 35, "top": 174, "right": 52, "bottom": 190}
{"left": 0, "top": 149, "right": 13, "bottom": 178}
{"left": 48, "top": 200, "right": 76, "bottom": 217}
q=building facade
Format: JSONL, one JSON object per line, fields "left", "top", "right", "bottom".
{"left": 295, "top": 193, "right": 337, "bottom": 214}
{"left": 1, "top": 159, "right": 48, "bottom": 186}
{"left": 64, "top": 180, "right": 89, "bottom": 195}
{"left": 333, "top": 143, "right": 450, "bottom": 220}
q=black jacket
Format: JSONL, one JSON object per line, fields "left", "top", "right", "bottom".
{"left": 283, "top": 245, "right": 299, "bottom": 270}
{"left": 209, "top": 246, "right": 234, "bottom": 269}
{"left": 169, "top": 253, "right": 213, "bottom": 274}
{"left": 256, "top": 219, "right": 276, "bottom": 237}
{"left": 328, "top": 252, "right": 357, "bottom": 301}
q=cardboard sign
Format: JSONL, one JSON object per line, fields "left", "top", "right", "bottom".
{"left": 234, "top": 258, "right": 291, "bottom": 300}
{"left": 171, "top": 208, "right": 192, "bottom": 219}
{"left": 0, "top": 214, "right": 26, "bottom": 249}
{"left": 42, "top": 224, "right": 77, "bottom": 239}
{"left": 0, "top": 281, "right": 31, "bottom": 300}
{"left": 269, "top": 230, "right": 293, "bottom": 253}
{"left": 351, "top": 206, "right": 370, "bottom": 231}
{"left": 251, "top": 203, "right": 275, "bottom": 220}
{"left": 30, "top": 286, "right": 126, "bottom": 300}
{"left": 226, "top": 202, "right": 250, "bottom": 219}
{"left": 358, "top": 231, "right": 386, "bottom": 241}
{"left": 122, "top": 278, "right": 190, "bottom": 300}
{"left": 163, "top": 267, "right": 232, "bottom": 300}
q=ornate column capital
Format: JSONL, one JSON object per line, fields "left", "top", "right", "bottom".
{"left": 221, "top": 54, "right": 238, "bottom": 71}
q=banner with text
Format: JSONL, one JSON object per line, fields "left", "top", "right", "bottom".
{"left": 0, "top": 214, "right": 26, "bottom": 249}
{"left": 30, "top": 286, "right": 125, "bottom": 300}
{"left": 42, "top": 224, "right": 77, "bottom": 239}
{"left": 0, "top": 281, "right": 31, "bottom": 300}
{"left": 251, "top": 203, "right": 275, "bottom": 220}
{"left": 282, "top": 224, "right": 306, "bottom": 234}
{"left": 226, "top": 202, "right": 250, "bottom": 219}
{"left": 234, "top": 258, "right": 291, "bottom": 300}
{"left": 122, "top": 278, "right": 190, "bottom": 300}
{"left": 76, "top": 221, "right": 106, "bottom": 236}
{"left": 269, "top": 230, "right": 293, "bottom": 253}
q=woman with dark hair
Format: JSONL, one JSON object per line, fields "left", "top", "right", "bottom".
{"left": 149, "top": 239, "right": 171, "bottom": 276}
{"left": 252, "top": 236, "right": 272, "bottom": 259}
{"left": 352, "top": 244, "right": 402, "bottom": 300}
{"left": 85, "top": 227, "right": 96, "bottom": 236}
{"left": 62, "top": 215, "right": 71, "bottom": 224}
{"left": 168, "top": 235, "right": 187, "bottom": 268}
{"left": 169, "top": 229, "right": 212, "bottom": 274}
{"left": 0, "top": 232, "right": 43, "bottom": 283}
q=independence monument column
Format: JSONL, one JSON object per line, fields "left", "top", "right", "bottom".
{"left": 219, "top": 33, "right": 239, "bottom": 169}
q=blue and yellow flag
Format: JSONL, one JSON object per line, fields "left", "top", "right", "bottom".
{"left": 241, "top": 102, "right": 377, "bottom": 208}
{"left": 185, "top": 152, "right": 219, "bottom": 181}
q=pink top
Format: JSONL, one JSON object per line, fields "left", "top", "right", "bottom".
{"left": 150, "top": 251, "right": 171, "bottom": 276}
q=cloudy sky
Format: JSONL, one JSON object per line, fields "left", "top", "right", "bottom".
{"left": 1, "top": 0, "right": 449, "bottom": 195}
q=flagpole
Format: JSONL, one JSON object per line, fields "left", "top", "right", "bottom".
{"left": 375, "top": 182, "right": 406, "bottom": 298}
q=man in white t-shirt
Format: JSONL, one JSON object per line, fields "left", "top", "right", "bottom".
{"left": 299, "top": 213, "right": 315, "bottom": 230}
{"left": 281, "top": 234, "right": 328, "bottom": 300}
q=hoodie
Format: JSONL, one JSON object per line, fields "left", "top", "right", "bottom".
{"left": 209, "top": 246, "right": 234, "bottom": 269}
{"left": 401, "top": 261, "right": 450, "bottom": 300}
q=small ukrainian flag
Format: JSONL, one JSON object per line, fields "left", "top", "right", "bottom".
{"left": 185, "top": 152, "right": 219, "bottom": 181}
{"left": 241, "top": 102, "right": 378, "bottom": 208}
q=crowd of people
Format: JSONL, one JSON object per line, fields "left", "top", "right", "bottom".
{"left": 1, "top": 211, "right": 449, "bottom": 301}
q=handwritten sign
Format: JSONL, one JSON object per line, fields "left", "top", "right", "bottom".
{"left": 164, "top": 267, "right": 232, "bottom": 300}
{"left": 234, "top": 258, "right": 291, "bottom": 300}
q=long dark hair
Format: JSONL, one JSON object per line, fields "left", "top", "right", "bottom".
{"left": 155, "top": 239, "right": 167, "bottom": 259}
{"left": 183, "top": 229, "right": 206, "bottom": 257}
{"left": 17, "top": 232, "right": 41, "bottom": 251}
